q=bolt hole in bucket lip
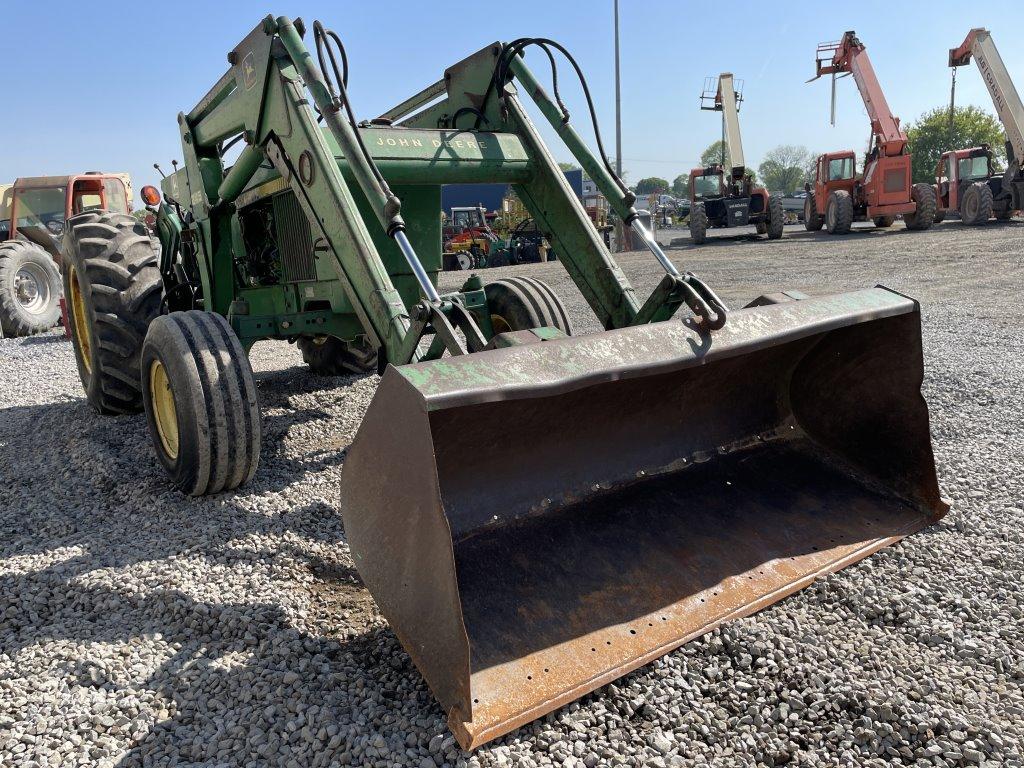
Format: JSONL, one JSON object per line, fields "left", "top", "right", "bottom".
{"left": 340, "top": 288, "right": 947, "bottom": 750}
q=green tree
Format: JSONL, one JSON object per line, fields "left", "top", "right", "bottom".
{"left": 701, "top": 140, "right": 730, "bottom": 169}
{"left": 634, "top": 177, "right": 670, "bottom": 195}
{"left": 700, "top": 140, "right": 757, "bottom": 183}
{"left": 758, "top": 145, "right": 814, "bottom": 194}
{"left": 558, "top": 162, "right": 582, "bottom": 172}
{"left": 672, "top": 174, "right": 690, "bottom": 198}
{"left": 905, "top": 106, "right": 1006, "bottom": 183}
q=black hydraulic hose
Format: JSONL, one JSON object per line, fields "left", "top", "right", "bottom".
{"left": 482, "top": 38, "right": 628, "bottom": 195}
{"left": 312, "top": 21, "right": 392, "bottom": 199}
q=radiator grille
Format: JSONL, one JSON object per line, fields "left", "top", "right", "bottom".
{"left": 883, "top": 168, "right": 907, "bottom": 195}
{"left": 273, "top": 192, "right": 316, "bottom": 282}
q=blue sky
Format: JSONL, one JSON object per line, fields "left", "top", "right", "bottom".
{"left": 1, "top": 1, "right": 1018, "bottom": 202}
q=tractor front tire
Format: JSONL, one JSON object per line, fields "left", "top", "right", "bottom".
{"left": 804, "top": 195, "right": 824, "bottom": 231}
{"left": 689, "top": 203, "right": 708, "bottom": 244}
{"left": 298, "top": 335, "right": 377, "bottom": 375}
{"left": 825, "top": 190, "right": 854, "bottom": 235}
{"left": 63, "top": 211, "right": 163, "bottom": 414}
{"left": 0, "top": 240, "right": 62, "bottom": 336}
{"left": 872, "top": 216, "right": 895, "bottom": 228}
{"left": 141, "top": 310, "right": 261, "bottom": 496}
{"left": 766, "top": 195, "right": 784, "bottom": 240}
{"left": 485, "top": 276, "right": 572, "bottom": 337}
{"left": 960, "top": 182, "right": 993, "bottom": 225}
{"left": 904, "top": 183, "right": 937, "bottom": 230}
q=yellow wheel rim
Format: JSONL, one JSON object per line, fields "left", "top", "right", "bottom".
{"left": 149, "top": 359, "right": 179, "bottom": 460}
{"left": 68, "top": 265, "right": 92, "bottom": 374}
{"left": 490, "top": 314, "right": 513, "bottom": 335}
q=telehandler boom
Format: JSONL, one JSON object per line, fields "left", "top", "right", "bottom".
{"left": 63, "top": 16, "right": 947, "bottom": 749}
{"left": 936, "top": 28, "right": 1024, "bottom": 224}
{"left": 688, "top": 74, "right": 783, "bottom": 243}
{"left": 806, "top": 32, "right": 936, "bottom": 234}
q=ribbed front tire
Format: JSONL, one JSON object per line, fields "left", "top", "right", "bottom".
{"left": 141, "top": 310, "right": 261, "bottom": 496}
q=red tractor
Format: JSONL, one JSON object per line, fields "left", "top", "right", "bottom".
{"left": 934, "top": 146, "right": 1017, "bottom": 225}
{"left": 0, "top": 173, "right": 132, "bottom": 336}
{"left": 806, "top": 32, "right": 935, "bottom": 235}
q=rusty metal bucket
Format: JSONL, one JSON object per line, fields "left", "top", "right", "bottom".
{"left": 339, "top": 286, "right": 947, "bottom": 749}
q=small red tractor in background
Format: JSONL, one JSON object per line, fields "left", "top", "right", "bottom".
{"left": 0, "top": 173, "right": 131, "bottom": 336}
{"left": 933, "top": 146, "right": 1016, "bottom": 225}
{"left": 806, "top": 31, "right": 935, "bottom": 234}
{"left": 936, "top": 28, "right": 1024, "bottom": 225}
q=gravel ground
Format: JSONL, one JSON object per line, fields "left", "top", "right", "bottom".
{"left": 1, "top": 219, "right": 1022, "bottom": 767}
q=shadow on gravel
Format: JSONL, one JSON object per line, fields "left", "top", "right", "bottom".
{"left": 0, "top": 393, "right": 455, "bottom": 766}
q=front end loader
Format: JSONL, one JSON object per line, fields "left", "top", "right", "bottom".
{"left": 63, "top": 16, "right": 948, "bottom": 749}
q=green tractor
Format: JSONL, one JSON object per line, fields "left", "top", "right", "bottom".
{"left": 64, "top": 16, "right": 946, "bottom": 750}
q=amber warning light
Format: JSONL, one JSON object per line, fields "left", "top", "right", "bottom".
{"left": 141, "top": 185, "right": 161, "bottom": 206}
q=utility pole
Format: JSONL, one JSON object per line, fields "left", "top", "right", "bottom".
{"left": 614, "top": 0, "right": 622, "bottom": 176}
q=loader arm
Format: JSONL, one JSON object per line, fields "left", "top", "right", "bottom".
{"left": 814, "top": 32, "right": 906, "bottom": 156}
{"left": 949, "top": 28, "right": 1024, "bottom": 172}
{"left": 162, "top": 18, "right": 725, "bottom": 366}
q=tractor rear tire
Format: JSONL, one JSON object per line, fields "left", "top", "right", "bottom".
{"left": 0, "top": 240, "right": 62, "bottom": 336}
{"left": 825, "top": 190, "right": 854, "bottom": 235}
{"left": 485, "top": 276, "right": 573, "bottom": 336}
{"left": 689, "top": 203, "right": 708, "bottom": 244}
{"left": 872, "top": 216, "right": 895, "bottom": 228}
{"left": 141, "top": 310, "right": 261, "bottom": 496}
{"left": 63, "top": 211, "right": 163, "bottom": 414}
{"left": 904, "top": 183, "right": 937, "bottom": 230}
{"left": 804, "top": 195, "right": 824, "bottom": 231}
{"left": 298, "top": 335, "right": 377, "bottom": 375}
{"left": 960, "top": 182, "right": 993, "bottom": 225}
{"left": 766, "top": 195, "right": 784, "bottom": 239}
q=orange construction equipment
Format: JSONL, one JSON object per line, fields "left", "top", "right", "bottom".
{"left": 805, "top": 32, "right": 935, "bottom": 234}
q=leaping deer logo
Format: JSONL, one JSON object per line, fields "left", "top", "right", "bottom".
{"left": 242, "top": 52, "right": 257, "bottom": 90}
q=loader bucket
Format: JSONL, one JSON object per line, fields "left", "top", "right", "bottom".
{"left": 339, "top": 286, "right": 946, "bottom": 749}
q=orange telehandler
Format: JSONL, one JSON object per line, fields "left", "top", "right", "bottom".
{"left": 805, "top": 32, "right": 935, "bottom": 234}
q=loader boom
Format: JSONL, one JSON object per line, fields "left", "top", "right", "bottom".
{"left": 157, "top": 18, "right": 725, "bottom": 364}
{"left": 949, "top": 28, "right": 1024, "bottom": 171}
{"left": 815, "top": 31, "right": 906, "bottom": 156}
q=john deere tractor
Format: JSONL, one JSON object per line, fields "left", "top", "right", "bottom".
{"left": 63, "top": 15, "right": 946, "bottom": 751}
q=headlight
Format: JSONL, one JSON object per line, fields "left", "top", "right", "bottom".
{"left": 46, "top": 220, "right": 64, "bottom": 236}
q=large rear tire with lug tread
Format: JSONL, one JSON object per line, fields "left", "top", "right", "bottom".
{"left": 0, "top": 240, "right": 62, "bottom": 336}
{"left": 688, "top": 203, "right": 708, "bottom": 244}
{"left": 297, "top": 335, "right": 377, "bottom": 375}
{"left": 804, "top": 195, "right": 824, "bottom": 231}
{"left": 766, "top": 195, "right": 784, "bottom": 239}
{"left": 872, "top": 216, "right": 895, "bottom": 228}
{"left": 141, "top": 310, "right": 261, "bottom": 496}
{"left": 484, "top": 276, "right": 572, "bottom": 336}
{"left": 825, "top": 190, "right": 854, "bottom": 235}
{"left": 960, "top": 181, "right": 993, "bottom": 225}
{"left": 63, "top": 211, "right": 163, "bottom": 414}
{"left": 904, "top": 183, "right": 937, "bottom": 230}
